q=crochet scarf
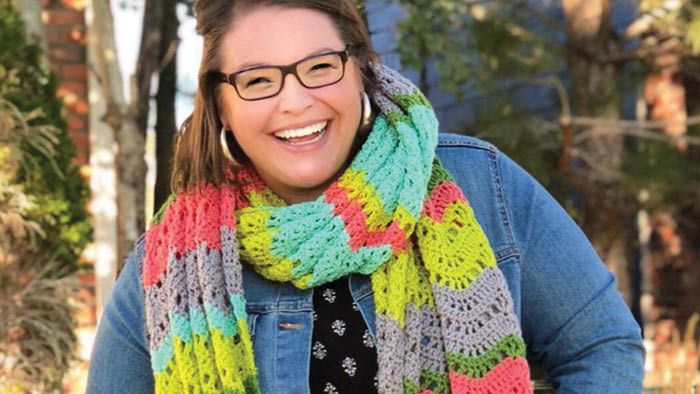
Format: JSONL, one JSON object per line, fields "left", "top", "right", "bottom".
{"left": 142, "top": 64, "right": 532, "bottom": 393}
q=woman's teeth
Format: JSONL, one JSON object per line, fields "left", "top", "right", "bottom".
{"left": 274, "top": 120, "right": 328, "bottom": 145}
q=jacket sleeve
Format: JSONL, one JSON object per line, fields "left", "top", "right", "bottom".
{"left": 497, "top": 152, "right": 645, "bottom": 393}
{"left": 87, "top": 236, "right": 154, "bottom": 394}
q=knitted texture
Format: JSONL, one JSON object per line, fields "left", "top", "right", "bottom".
{"left": 142, "top": 63, "right": 532, "bottom": 393}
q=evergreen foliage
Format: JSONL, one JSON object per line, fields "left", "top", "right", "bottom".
{"left": 0, "top": 0, "right": 91, "bottom": 391}
{"left": 0, "top": 0, "right": 91, "bottom": 273}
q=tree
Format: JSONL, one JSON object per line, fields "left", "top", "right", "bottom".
{"left": 153, "top": 0, "right": 179, "bottom": 213}
{"left": 0, "top": 1, "right": 90, "bottom": 390}
{"left": 88, "top": 0, "right": 181, "bottom": 275}
{"left": 394, "top": 0, "right": 700, "bottom": 312}
{"left": 87, "top": 0, "right": 146, "bottom": 278}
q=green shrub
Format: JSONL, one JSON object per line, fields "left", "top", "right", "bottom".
{"left": 0, "top": 0, "right": 91, "bottom": 391}
{"left": 0, "top": 0, "right": 91, "bottom": 274}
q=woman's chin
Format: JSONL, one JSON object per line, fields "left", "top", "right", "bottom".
{"left": 287, "top": 170, "right": 335, "bottom": 190}
{"left": 270, "top": 166, "right": 339, "bottom": 200}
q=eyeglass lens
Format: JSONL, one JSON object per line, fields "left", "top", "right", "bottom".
{"left": 234, "top": 53, "right": 345, "bottom": 100}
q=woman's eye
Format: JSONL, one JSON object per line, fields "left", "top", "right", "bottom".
{"left": 247, "top": 77, "right": 271, "bottom": 87}
{"left": 310, "top": 63, "right": 332, "bottom": 71}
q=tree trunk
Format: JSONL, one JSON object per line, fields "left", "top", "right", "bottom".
{"left": 87, "top": 0, "right": 146, "bottom": 276}
{"left": 154, "top": 0, "right": 179, "bottom": 213}
{"left": 562, "top": 0, "right": 633, "bottom": 301}
{"left": 563, "top": 0, "right": 621, "bottom": 155}
{"left": 133, "top": 0, "right": 162, "bottom": 134}
{"left": 86, "top": 0, "right": 129, "bottom": 312}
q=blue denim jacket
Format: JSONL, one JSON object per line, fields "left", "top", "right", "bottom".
{"left": 87, "top": 134, "right": 644, "bottom": 393}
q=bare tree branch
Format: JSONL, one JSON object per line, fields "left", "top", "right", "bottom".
{"left": 570, "top": 147, "right": 625, "bottom": 181}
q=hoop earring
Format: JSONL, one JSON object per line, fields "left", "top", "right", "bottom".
{"left": 220, "top": 127, "right": 240, "bottom": 166}
{"left": 361, "top": 91, "right": 372, "bottom": 130}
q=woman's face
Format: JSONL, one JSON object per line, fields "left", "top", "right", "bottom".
{"left": 217, "top": 6, "right": 364, "bottom": 204}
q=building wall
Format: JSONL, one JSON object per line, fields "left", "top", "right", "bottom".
{"left": 366, "top": 0, "right": 475, "bottom": 133}
{"left": 41, "top": 0, "right": 89, "bottom": 168}
{"left": 39, "top": 5, "right": 95, "bottom": 390}
{"left": 365, "top": 0, "right": 639, "bottom": 133}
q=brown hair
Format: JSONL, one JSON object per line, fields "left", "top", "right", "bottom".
{"left": 170, "top": 0, "right": 379, "bottom": 192}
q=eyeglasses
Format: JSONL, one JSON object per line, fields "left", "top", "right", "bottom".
{"left": 218, "top": 47, "right": 352, "bottom": 101}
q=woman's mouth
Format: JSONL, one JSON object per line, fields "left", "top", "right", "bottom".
{"left": 273, "top": 120, "right": 328, "bottom": 146}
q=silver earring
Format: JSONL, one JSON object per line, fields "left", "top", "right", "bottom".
{"left": 220, "top": 127, "right": 240, "bottom": 166}
{"left": 361, "top": 91, "right": 372, "bottom": 129}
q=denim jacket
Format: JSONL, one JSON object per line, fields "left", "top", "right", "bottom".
{"left": 87, "top": 133, "right": 645, "bottom": 393}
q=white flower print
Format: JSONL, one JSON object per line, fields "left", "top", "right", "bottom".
{"left": 312, "top": 341, "right": 327, "bottom": 360}
{"left": 331, "top": 319, "right": 346, "bottom": 336}
{"left": 362, "top": 329, "right": 375, "bottom": 348}
{"left": 322, "top": 288, "right": 336, "bottom": 303}
{"left": 323, "top": 382, "right": 338, "bottom": 394}
{"left": 312, "top": 310, "right": 318, "bottom": 321}
{"left": 342, "top": 357, "right": 357, "bottom": 377}
{"left": 351, "top": 302, "right": 359, "bottom": 311}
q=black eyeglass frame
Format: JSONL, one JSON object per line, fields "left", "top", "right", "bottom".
{"left": 217, "top": 46, "right": 353, "bottom": 101}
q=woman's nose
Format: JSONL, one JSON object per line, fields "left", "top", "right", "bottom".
{"left": 276, "top": 73, "right": 314, "bottom": 114}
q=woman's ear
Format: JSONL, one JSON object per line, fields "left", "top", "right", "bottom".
{"left": 216, "top": 83, "right": 236, "bottom": 129}
{"left": 352, "top": 60, "right": 364, "bottom": 92}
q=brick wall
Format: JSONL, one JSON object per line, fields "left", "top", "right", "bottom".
{"left": 41, "top": 0, "right": 88, "bottom": 167}
{"left": 39, "top": 3, "right": 93, "bottom": 391}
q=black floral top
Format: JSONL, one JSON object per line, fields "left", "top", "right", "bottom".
{"left": 309, "top": 277, "right": 379, "bottom": 394}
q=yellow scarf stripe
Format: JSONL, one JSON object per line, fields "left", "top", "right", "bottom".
{"left": 417, "top": 199, "right": 497, "bottom": 291}
{"left": 154, "top": 324, "right": 257, "bottom": 393}
{"left": 246, "top": 188, "right": 285, "bottom": 208}
{"left": 337, "top": 168, "right": 392, "bottom": 230}
{"left": 371, "top": 246, "right": 436, "bottom": 328}
{"left": 236, "top": 206, "right": 296, "bottom": 281}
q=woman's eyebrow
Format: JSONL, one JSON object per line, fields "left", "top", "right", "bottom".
{"left": 233, "top": 46, "right": 339, "bottom": 71}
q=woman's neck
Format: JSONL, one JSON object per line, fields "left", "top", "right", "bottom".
{"left": 257, "top": 163, "right": 349, "bottom": 205}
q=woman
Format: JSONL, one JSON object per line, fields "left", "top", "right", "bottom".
{"left": 87, "top": 0, "right": 645, "bottom": 393}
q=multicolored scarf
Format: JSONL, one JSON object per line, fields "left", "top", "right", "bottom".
{"left": 142, "top": 64, "right": 532, "bottom": 393}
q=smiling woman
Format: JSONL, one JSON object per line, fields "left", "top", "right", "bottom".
{"left": 87, "top": 1, "right": 645, "bottom": 393}
{"left": 215, "top": 7, "right": 367, "bottom": 203}
{"left": 170, "top": 0, "right": 380, "bottom": 205}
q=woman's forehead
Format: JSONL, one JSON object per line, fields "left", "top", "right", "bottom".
{"left": 222, "top": 7, "right": 344, "bottom": 71}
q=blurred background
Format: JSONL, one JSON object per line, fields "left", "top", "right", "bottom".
{"left": 1, "top": 0, "right": 698, "bottom": 392}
